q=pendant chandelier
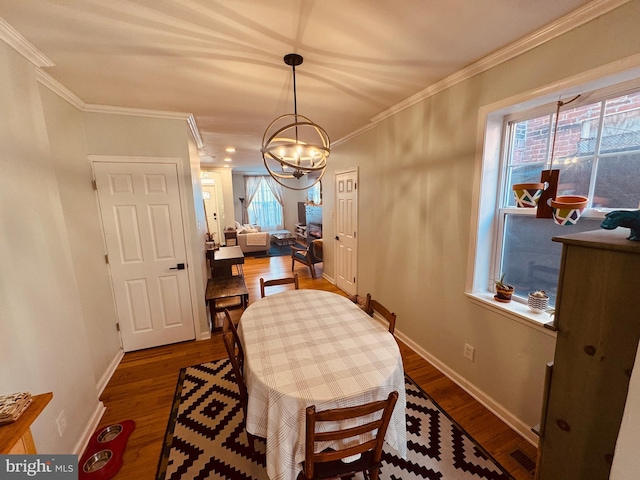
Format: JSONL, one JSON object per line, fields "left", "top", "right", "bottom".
{"left": 261, "top": 53, "right": 330, "bottom": 190}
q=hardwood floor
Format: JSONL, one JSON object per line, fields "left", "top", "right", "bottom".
{"left": 98, "top": 254, "right": 537, "bottom": 479}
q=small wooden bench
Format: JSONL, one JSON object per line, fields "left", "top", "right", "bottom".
{"left": 206, "top": 276, "right": 249, "bottom": 331}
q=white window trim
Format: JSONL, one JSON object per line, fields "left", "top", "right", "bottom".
{"left": 466, "top": 54, "right": 640, "bottom": 336}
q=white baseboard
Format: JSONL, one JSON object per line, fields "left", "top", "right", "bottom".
{"left": 321, "top": 272, "right": 335, "bottom": 284}
{"left": 199, "top": 329, "right": 211, "bottom": 340}
{"left": 394, "top": 328, "right": 538, "bottom": 446}
{"left": 96, "top": 349, "right": 124, "bottom": 397}
{"left": 73, "top": 401, "right": 106, "bottom": 456}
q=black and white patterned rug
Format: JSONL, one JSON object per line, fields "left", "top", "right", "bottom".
{"left": 156, "top": 359, "right": 514, "bottom": 480}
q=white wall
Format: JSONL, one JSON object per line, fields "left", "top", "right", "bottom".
{"left": 611, "top": 342, "right": 640, "bottom": 479}
{"left": 0, "top": 40, "right": 101, "bottom": 453}
{"left": 323, "top": 0, "right": 640, "bottom": 450}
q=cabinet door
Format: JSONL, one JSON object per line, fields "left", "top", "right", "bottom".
{"left": 538, "top": 241, "right": 640, "bottom": 480}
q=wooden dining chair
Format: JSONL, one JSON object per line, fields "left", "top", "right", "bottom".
{"left": 260, "top": 273, "right": 299, "bottom": 298}
{"left": 291, "top": 239, "right": 323, "bottom": 278}
{"left": 221, "top": 310, "right": 258, "bottom": 450}
{"left": 298, "top": 391, "right": 399, "bottom": 480}
{"left": 364, "top": 294, "right": 397, "bottom": 335}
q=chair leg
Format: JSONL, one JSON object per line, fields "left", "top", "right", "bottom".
{"left": 308, "top": 261, "right": 316, "bottom": 278}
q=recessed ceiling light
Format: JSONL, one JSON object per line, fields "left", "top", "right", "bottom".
{"left": 224, "top": 158, "right": 232, "bottom": 162}
{"left": 225, "top": 147, "right": 236, "bottom": 153}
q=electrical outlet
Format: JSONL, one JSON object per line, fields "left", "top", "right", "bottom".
{"left": 56, "top": 410, "right": 68, "bottom": 437}
{"left": 464, "top": 343, "right": 475, "bottom": 362}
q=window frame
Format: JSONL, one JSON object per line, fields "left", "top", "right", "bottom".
{"left": 466, "top": 67, "right": 640, "bottom": 334}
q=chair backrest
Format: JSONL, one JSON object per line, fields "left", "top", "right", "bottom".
{"left": 365, "top": 293, "right": 397, "bottom": 335}
{"left": 221, "top": 310, "right": 248, "bottom": 409}
{"left": 260, "top": 273, "right": 299, "bottom": 298}
{"left": 301, "top": 391, "right": 399, "bottom": 480}
{"left": 310, "top": 239, "right": 323, "bottom": 262}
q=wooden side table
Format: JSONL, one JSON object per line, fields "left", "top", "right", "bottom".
{"left": 224, "top": 229, "right": 238, "bottom": 246}
{"left": 207, "top": 245, "right": 245, "bottom": 278}
{"left": 0, "top": 392, "right": 52, "bottom": 454}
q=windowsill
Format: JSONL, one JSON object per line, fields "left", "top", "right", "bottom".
{"left": 465, "top": 292, "right": 557, "bottom": 338}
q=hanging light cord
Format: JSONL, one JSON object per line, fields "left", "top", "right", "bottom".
{"left": 549, "top": 94, "right": 581, "bottom": 169}
{"left": 291, "top": 61, "right": 300, "bottom": 147}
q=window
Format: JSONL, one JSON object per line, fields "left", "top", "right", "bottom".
{"left": 246, "top": 177, "right": 283, "bottom": 231}
{"left": 500, "top": 89, "right": 640, "bottom": 306}
{"left": 307, "top": 181, "right": 322, "bottom": 205}
{"left": 469, "top": 78, "right": 640, "bottom": 321}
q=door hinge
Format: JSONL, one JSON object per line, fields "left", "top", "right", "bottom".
{"left": 354, "top": 182, "right": 357, "bottom": 189}
{"left": 354, "top": 231, "right": 357, "bottom": 238}
{"left": 105, "top": 254, "right": 109, "bottom": 264}
{"left": 92, "top": 180, "right": 97, "bottom": 190}
{"left": 353, "top": 277, "right": 356, "bottom": 283}
{"left": 116, "top": 322, "right": 120, "bottom": 332}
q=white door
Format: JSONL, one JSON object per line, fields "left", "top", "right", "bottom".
{"left": 335, "top": 169, "right": 358, "bottom": 295}
{"left": 202, "top": 181, "right": 222, "bottom": 245}
{"left": 94, "top": 162, "right": 195, "bottom": 352}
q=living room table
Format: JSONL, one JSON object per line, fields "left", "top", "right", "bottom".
{"left": 271, "top": 230, "right": 296, "bottom": 250}
{"left": 237, "top": 289, "right": 407, "bottom": 480}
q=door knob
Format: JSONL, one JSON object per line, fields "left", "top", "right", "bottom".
{"left": 170, "top": 263, "right": 186, "bottom": 270}
{"left": 335, "top": 236, "right": 339, "bottom": 241}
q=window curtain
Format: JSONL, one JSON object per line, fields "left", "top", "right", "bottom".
{"left": 244, "top": 176, "right": 284, "bottom": 231}
{"left": 244, "top": 176, "right": 262, "bottom": 226}
{"left": 263, "top": 176, "right": 284, "bottom": 211}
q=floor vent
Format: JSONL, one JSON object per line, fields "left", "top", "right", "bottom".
{"left": 510, "top": 448, "right": 536, "bottom": 474}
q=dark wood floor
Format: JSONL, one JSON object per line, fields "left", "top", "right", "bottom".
{"left": 98, "top": 254, "right": 537, "bottom": 479}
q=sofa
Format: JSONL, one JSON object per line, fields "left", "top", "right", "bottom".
{"left": 235, "top": 223, "right": 270, "bottom": 254}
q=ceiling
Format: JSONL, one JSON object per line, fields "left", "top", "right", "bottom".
{"left": 1, "top": 0, "right": 598, "bottom": 173}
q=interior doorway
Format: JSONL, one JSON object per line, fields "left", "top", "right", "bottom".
{"left": 202, "top": 182, "right": 222, "bottom": 245}
{"left": 334, "top": 168, "right": 358, "bottom": 296}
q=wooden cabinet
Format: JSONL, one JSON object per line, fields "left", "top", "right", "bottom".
{"left": 536, "top": 230, "right": 640, "bottom": 480}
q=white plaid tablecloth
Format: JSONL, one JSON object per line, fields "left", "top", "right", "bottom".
{"left": 238, "top": 289, "right": 407, "bottom": 480}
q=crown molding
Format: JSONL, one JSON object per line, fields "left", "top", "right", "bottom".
{"left": 370, "top": 0, "right": 631, "bottom": 125}
{"left": 82, "top": 103, "right": 191, "bottom": 120}
{"left": 36, "top": 69, "right": 86, "bottom": 109}
{"left": 37, "top": 68, "right": 204, "bottom": 146}
{"left": 333, "top": 121, "right": 377, "bottom": 147}
{"left": 187, "top": 115, "right": 204, "bottom": 149}
{"left": 0, "top": 16, "right": 54, "bottom": 67}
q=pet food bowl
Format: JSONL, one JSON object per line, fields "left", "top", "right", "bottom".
{"left": 83, "top": 449, "right": 113, "bottom": 473}
{"left": 97, "top": 424, "right": 124, "bottom": 443}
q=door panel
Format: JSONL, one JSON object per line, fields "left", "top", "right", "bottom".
{"left": 95, "top": 162, "right": 195, "bottom": 352}
{"left": 335, "top": 170, "right": 358, "bottom": 295}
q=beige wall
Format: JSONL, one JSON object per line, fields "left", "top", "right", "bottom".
{"left": 39, "top": 85, "right": 122, "bottom": 392}
{"left": 323, "top": 0, "right": 640, "bottom": 444}
{"left": 82, "top": 112, "right": 209, "bottom": 339}
{"left": 0, "top": 40, "right": 100, "bottom": 453}
{"left": 1, "top": 38, "right": 209, "bottom": 453}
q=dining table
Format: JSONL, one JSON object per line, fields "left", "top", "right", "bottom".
{"left": 237, "top": 289, "right": 407, "bottom": 480}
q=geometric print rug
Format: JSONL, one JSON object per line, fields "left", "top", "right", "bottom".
{"left": 156, "top": 359, "right": 514, "bottom": 480}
